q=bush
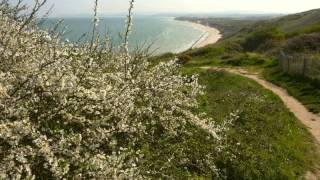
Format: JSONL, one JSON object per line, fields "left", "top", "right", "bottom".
{"left": 0, "top": 0, "right": 230, "bottom": 179}
{"left": 187, "top": 46, "right": 225, "bottom": 58}
{"left": 223, "top": 40, "right": 244, "bottom": 53}
{"left": 177, "top": 54, "right": 192, "bottom": 65}
{"left": 283, "top": 33, "right": 320, "bottom": 53}
{"left": 242, "top": 28, "right": 285, "bottom": 51}
{"left": 221, "top": 53, "right": 269, "bottom": 66}
{"left": 286, "top": 23, "right": 320, "bottom": 38}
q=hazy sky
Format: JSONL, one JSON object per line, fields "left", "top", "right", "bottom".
{"left": 23, "top": 0, "right": 320, "bottom": 16}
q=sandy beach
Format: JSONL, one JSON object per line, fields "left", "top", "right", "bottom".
{"left": 177, "top": 20, "right": 222, "bottom": 49}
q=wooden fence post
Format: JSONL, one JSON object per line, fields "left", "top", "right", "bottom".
{"left": 280, "top": 50, "right": 288, "bottom": 72}
{"left": 287, "top": 54, "right": 290, "bottom": 74}
{"left": 302, "top": 56, "right": 307, "bottom": 76}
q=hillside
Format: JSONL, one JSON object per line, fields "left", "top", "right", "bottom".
{"left": 177, "top": 9, "right": 320, "bottom": 114}
{"left": 228, "top": 8, "right": 320, "bottom": 34}
{"left": 273, "top": 8, "right": 320, "bottom": 32}
{"left": 150, "top": 9, "right": 320, "bottom": 179}
{"left": 160, "top": 8, "right": 320, "bottom": 178}
{"left": 182, "top": 9, "right": 319, "bottom": 47}
{"left": 175, "top": 17, "right": 261, "bottom": 37}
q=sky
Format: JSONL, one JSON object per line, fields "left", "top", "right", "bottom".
{"left": 22, "top": 0, "right": 320, "bottom": 17}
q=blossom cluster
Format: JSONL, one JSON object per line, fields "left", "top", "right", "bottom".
{"left": 0, "top": 0, "right": 230, "bottom": 179}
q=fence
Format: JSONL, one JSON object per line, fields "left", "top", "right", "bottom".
{"left": 279, "top": 50, "right": 320, "bottom": 82}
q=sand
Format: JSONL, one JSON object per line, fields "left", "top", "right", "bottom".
{"left": 177, "top": 20, "right": 222, "bottom": 48}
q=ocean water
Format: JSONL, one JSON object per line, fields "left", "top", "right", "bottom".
{"left": 43, "top": 16, "right": 204, "bottom": 54}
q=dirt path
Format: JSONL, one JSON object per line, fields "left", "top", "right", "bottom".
{"left": 203, "top": 67, "right": 320, "bottom": 179}
{"left": 203, "top": 67, "right": 320, "bottom": 145}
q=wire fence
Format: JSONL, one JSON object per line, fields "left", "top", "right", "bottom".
{"left": 279, "top": 50, "right": 320, "bottom": 82}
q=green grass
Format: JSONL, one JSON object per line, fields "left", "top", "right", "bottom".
{"left": 182, "top": 46, "right": 272, "bottom": 70}
{"left": 148, "top": 10, "right": 320, "bottom": 177}
{"left": 286, "top": 23, "right": 320, "bottom": 38}
{"left": 220, "top": 53, "right": 272, "bottom": 67}
{"left": 181, "top": 34, "right": 320, "bottom": 115}
{"left": 148, "top": 50, "right": 320, "bottom": 178}
{"left": 264, "top": 67, "right": 320, "bottom": 113}
{"left": 242, "top": 27, "right": 285, "bottom": 51}
{"left": 188, "top": 68, "right": 319, "bottom": 179}
{"left": 137, "top": 56, "right": 320, "bottom": 178}
{"left": 139, "top": 122, "right": 227, "bottom": 179}
{"left": 276, "top": 9, "right": 320, "bottom": 33}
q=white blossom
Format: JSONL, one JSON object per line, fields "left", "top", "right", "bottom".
{"left": 0, "top": 0, "right": 231, "bottom": 179}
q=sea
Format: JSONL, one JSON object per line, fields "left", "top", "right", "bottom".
{"left": 42, "top": 16, "right": 205, "bottom": 55}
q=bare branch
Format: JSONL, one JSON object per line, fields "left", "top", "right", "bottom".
{"left": 90, "top": 0, "right": 99, "bottom": 50}
{"left": 19, "top": 0, "right": 48, "bottom": 32}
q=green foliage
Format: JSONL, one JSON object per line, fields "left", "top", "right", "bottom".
{"left": 264, "top": 67, "right": 320, "bottom": 113}
{"left": 177, "top": 54, "right": 193, "bottom": 65}
{"left": 286, "top": 23, "right": 320, "bottom": 38}
{"left": 221, "top": 53, "right": 271, "bottom": 66}
{"left": 139, "top": 123, "right": 228, "bottom": 179}
{"left": 222, "top": 40, "right": 244, "bottom": 53}
{"left": 276, "top": 9, "right": 320, "bottom": 33}
{"left": 187, "top": 46, "right": 225, "bottom": 58}
{"left": 149, "top": 52, "right": 176, "bottom": 65}
{"left": 174, "top": 9, "right": 320, "bottom": 178}
{"left": 242, "top": 28, "right": 285, "bottom": 51}
{"left": 193, "top": 69, "right": 319, "bottom": 179}
{"left": 283, "top": 33, "right": 320, "bottom": 53}
{"left": 138, "top": 66, "right": 320, "bottom": 179}
{"left": 155, "top": 52, "right": 175, "bottom": 60}
{"left": 178, "top": 46, "right": 225, "bottom": 68}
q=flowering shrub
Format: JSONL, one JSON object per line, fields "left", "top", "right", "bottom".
{"left": 0, "top": 0, "right": 230, "bottom": 179}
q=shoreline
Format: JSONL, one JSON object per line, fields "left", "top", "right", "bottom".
{"left": 176, "top": 19, "right": 222, "bottom": 49}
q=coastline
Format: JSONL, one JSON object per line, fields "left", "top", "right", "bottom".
{"left": 176, "top": 19, "right": 222, "bottom": 49}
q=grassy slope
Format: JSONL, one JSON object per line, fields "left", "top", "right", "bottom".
{"left": 140, "top": 59, "right": 320, "bottom": 178}
{"left": 274, "top": 9, "right": 320, "bottom": 32}
{"left": 186, "top": 67, "right": 319, "bottom": 179}
{"left": 179, "top": 9, "right": 320, "bottom": 113}
{"left": 263, "top": 66, "right": 320, "bottom": 113}
{"left": 139, "top": 118, "right": 226, "bottom": 179}
{"left": 151, "top": 8, "right": 320, "bottom": 179}
{"left": 182, "top": 44, "right": 320, "bottom": 114}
